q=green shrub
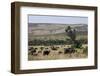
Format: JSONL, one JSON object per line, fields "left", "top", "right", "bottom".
{"left": 71, "top": 40, "right": 82, "bottom": 48}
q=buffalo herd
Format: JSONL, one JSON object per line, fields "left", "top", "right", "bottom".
{"left": 28, "top": 46, "right": 76, "bottom": 56}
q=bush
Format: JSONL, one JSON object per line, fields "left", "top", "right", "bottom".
{"left": 28, "top": 39, "right": 69, "bottom": 46}
{"left": 83, "top": 46, "right": 88, "bottom": 55}
{"left": 72, "top": 40, "right": 82, "bottom": 48}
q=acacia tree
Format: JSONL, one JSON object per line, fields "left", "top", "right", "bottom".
{"left": 65, "top": 26, "right": 82, "bottom": 48}
{"left": 65, "top": 26, "right": 76, "bottom": 42}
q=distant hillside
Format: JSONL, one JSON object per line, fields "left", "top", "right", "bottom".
{"left": 28, "top": 23, "right": 87, "bottom": 36}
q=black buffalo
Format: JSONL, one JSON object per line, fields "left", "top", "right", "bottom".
{"left": 43, "top": 50, "right": 50, "bottom": 56}
{"left": 51, "top": 46, "right": 58, "bottom": 50}
{"left": 30, "top": 49, "right": 36, "bottom": 55}
{"left": 58, "top": 51, "right": 63, "bottom": 54}
{"left": 28, "top": 47, "right": 34, "bottom": 51}
{"left": 64, "top": 48, "right": 75, "bottom": 54}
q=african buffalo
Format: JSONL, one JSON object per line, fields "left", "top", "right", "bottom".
{"left": 64, "top": 48, "right": 75, "bottom": 54}
{"left": 58, "top": 51, "right": 63, "bottom": 54}
{"left": 43, "top": 50, "right": 50, "bottom": 56}
{"left": 28, "top": 47, "right": 34, "bottom": 51}
{"left": 51, "top": 46, "right": 58, "bottom": 50}
{"left": 30, "top": 49, "right": 36, "bottom": 55}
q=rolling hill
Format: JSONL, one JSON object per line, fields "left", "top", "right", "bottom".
{"left": 28, "top": 23, "right": 87, "bottom": 36}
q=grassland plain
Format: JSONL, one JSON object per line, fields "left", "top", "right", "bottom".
{"left": 28, "top": 23, "right": 88, "bottom": 60}
{"left": 28, "top": 44, "right": 87, "bottom": 60}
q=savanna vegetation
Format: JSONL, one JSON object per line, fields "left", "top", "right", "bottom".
{"left": 28, "top": 25, "right": 88, "bottom": 60}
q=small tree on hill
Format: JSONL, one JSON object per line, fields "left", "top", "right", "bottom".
{"left": 65, "top": 26, "right": 76, "bottom": 42}
{"left": 65, "top": 26, "right": 82, "bottom": 48}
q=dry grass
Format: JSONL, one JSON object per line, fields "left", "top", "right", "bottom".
{"left": 28, "top": 45, "right": 87, "bottom": 61}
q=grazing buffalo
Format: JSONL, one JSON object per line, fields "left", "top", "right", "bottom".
{"left": 43, "top": 50, "right": 50, "bottom": 56}
{"left": 51, "top": 46, "right": 58, "bottom": 50}
{"left": 58, "top": 51, "right": 63, "bottom": 54}
{"left": 30, "top": 49, "right": 36, "bottom": 55}
{"left": 28, "top": 47, "right": 34, "bottom": 51}
{"left": 64, "top": 48, "right": 75, "bottom": 54}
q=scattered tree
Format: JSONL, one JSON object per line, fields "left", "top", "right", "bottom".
{"left": 65, "top": 26, "right": 82, "bottom": 48}
{"left": 65, "top": 26, "right": 76, "bottom": 42}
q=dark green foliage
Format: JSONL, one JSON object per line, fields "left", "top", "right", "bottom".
{"left": 65, "top": 26, "right": 82, "bottom": 48}
{"left": 65, "top": 26, "right": 76, "bottom": 41}
{"left": 78, "top": 38, "right": 88, "bottom": 44}
{"left": 72, "top": 40, "right": 82, "bottom": 48}
{"left": 28, "top": 39, "right": 71, "bottom": 46}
